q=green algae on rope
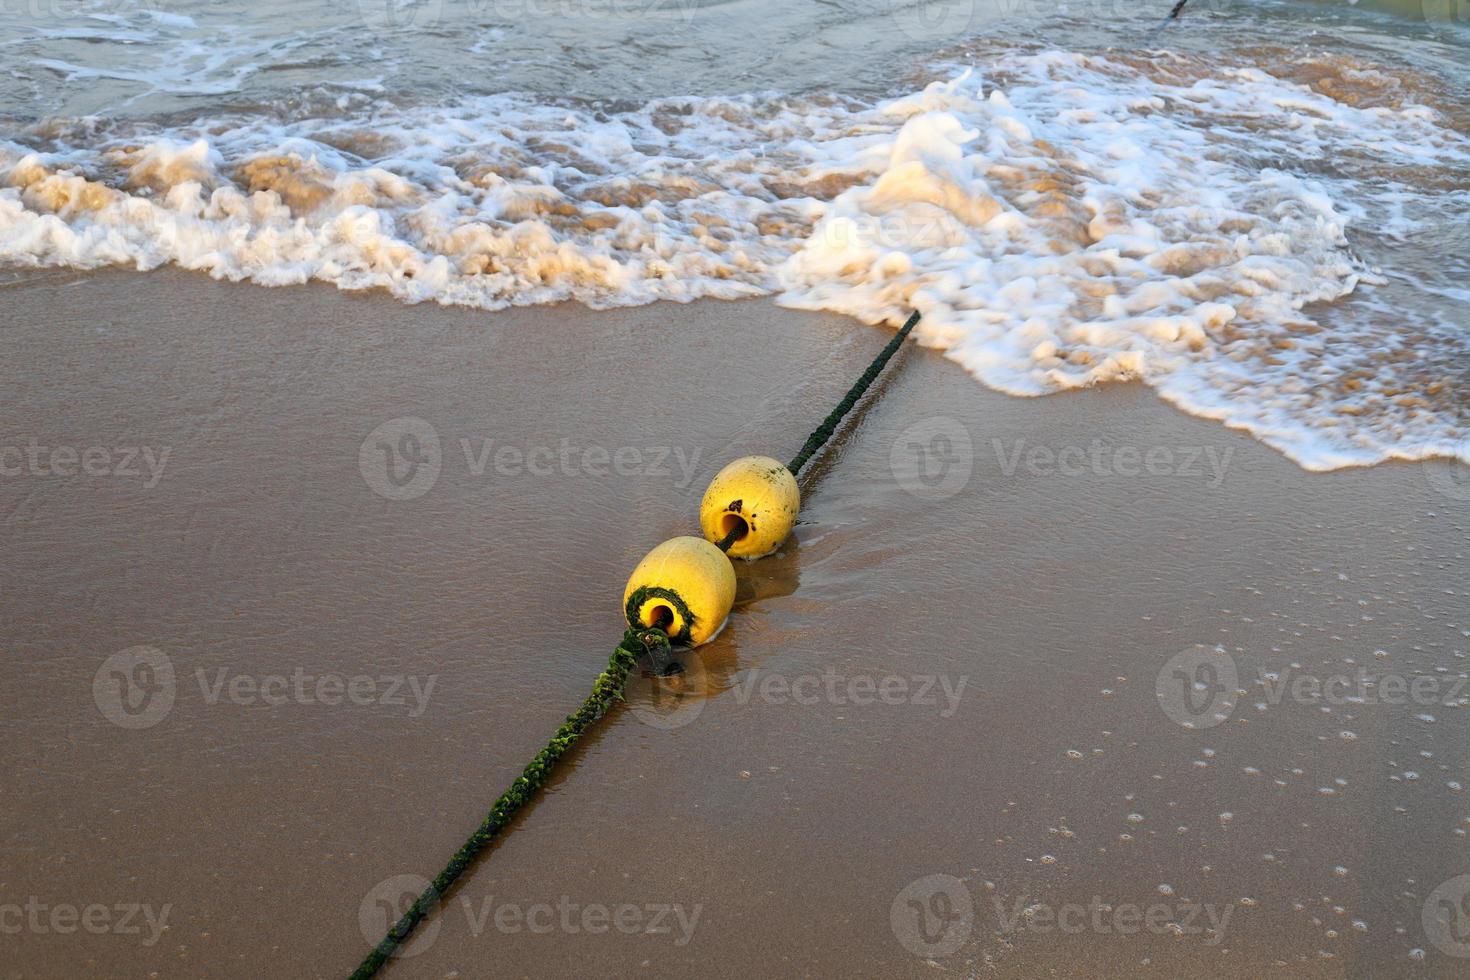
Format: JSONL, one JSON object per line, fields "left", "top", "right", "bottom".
{"left": 349, "top": 634, "right": 643, "bottom": 980}
{"left": 786, "top": 310, "right": 921, "bottom": 477}
{"left": 348, "top": 310, "right": 920, "bottom": 978}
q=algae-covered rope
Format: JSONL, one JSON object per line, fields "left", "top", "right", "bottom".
{"left": 349, "top": 310, "right": 920, "bottom": 978}
{"left": 710, "top": 309, "right": 918, "bottom": 550}
{"left": 786, "top": 310, "right": 921, "bottom": 477}
{"left": 350, "top": 627, "right": 667, "bottom": 979}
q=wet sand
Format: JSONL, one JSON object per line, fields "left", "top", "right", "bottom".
{"left": 2, "top": 268, "right": 1467, "bottom": 978}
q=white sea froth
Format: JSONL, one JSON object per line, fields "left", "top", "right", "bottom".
{"left": 2, "top": 49, "right": 1467, "bottom": 470}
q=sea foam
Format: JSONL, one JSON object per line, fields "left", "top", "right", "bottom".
{"left": 2, "top": 49, "right": 1466, "bottom": 470}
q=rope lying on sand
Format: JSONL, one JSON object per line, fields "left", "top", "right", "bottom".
{"left": 785, "top": 311, "right": 922, "bottom": 479}
{"left": 349, "top": 310, "right": 921, "bottom": 979}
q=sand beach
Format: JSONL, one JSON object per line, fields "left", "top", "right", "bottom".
{"left": 3, "top": 268, "right": 1468, "bottom": 976}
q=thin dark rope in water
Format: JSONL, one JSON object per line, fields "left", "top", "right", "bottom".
{"left": 349, "top": 309, "right": 921, "bottom": 978}
{"left": 786, "top": 309, "right": 921, "bottom": 477}
{"left": 1148, "top": 0, "right": 1191, "bottom": 44}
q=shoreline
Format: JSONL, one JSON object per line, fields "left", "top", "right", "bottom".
{"left": 2, "top": 268, "right": 1467, "bottom": 977}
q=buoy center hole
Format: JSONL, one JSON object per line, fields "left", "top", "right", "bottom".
{"left": 648, "top": 604, "right": 675, "bottom": 630}
{"left": 720, "top": 514, "right": 750, "bottom": 541}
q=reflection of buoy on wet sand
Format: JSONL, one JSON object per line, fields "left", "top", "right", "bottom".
{"left": 622, "top": 536, "right": 736, "bottom": 647}
{"left": 627, "top": 649, "right": 712, "bottom": 730}
{"left": 699, "top": 455, "right": 800, "bottom": 560}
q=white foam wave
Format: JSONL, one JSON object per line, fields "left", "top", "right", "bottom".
{"left": 1, "top": 48, "right": 1467, "bottom": 469}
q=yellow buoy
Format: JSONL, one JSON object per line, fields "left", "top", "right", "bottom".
{"left": 622, "top": 536, "right": 736, "bottom": 647}
{"left": 699, "top": 456, "right": 800, "bottom": 560}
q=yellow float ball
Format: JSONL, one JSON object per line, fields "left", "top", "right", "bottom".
{"left": 622, "top": 536, "right": 736, "bottom": 647}
{"left": 699, "top": 456, "right": 800, "bottom": 560}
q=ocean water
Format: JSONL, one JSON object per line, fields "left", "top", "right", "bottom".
{"left": 2, "top": 0, "right": 1467, "bottom": 470}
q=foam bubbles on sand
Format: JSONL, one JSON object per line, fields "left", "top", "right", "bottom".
{"left": 1, "top": 48, "right": 1466, "bottom": 471}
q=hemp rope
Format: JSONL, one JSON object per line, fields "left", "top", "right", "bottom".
{"left": 349, "top": 309, "right": 921, "bottom": 978}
